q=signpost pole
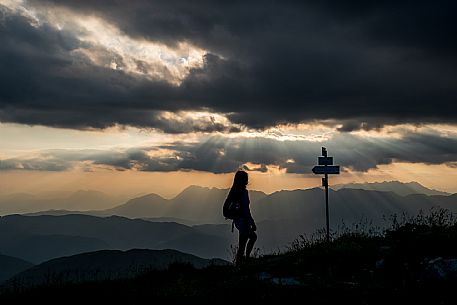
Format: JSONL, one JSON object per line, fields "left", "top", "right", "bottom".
{"left": 313, "top": 147, "right": 339, "bottom": 244}
{"left": 324, "top": 173, "right": 329, "bottom": 243}
{"left": 321, "top": 147, "right": 330, "bottom": 243}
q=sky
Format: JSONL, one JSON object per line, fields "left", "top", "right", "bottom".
{"left": 1, "top": 0, "right": 457, "bottom": 198}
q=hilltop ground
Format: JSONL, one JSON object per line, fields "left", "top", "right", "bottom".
{"left": 1, "top": 208, "right": 457, "bottom": 304}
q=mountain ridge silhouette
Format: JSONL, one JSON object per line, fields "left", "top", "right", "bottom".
{"left": 2, "top": 181, "right": 451, "bottom": 217}
{"left": 0, "top": 254, "right": 34, "bottom": 282}
{"left": 3, "top": 248, "right": 228, "bottom": 287}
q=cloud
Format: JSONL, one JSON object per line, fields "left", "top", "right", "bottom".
{"left": 0, "top": 1, "right": 457, "bottom": 131}
{"left": 160, "top": 132, "right": 457, "bottom": 173}
{"left": 0, "top": 157, "right": 72, "bottom": 171}
{"left": 2, "top": 130, "right": 457, "bottom": 173}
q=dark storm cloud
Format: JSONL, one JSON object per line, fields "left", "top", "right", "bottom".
{"left": 2, "top": 132, "right": 457, "bottom": 173}
{"left": 1, "top": 1, "right": 457, "bottom": 130}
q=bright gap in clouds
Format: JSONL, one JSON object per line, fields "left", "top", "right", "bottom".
{"left": 0, "top": 0, "right": 207, "bottom": 85}
{"left": 72, "top": 17, "right": 207, "bottom": 84}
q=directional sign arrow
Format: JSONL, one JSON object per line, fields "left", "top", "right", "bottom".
{"left": 312, "top": 165, "right": 340, "bottom": 175}
{"left": 318, "top": 156, "right": 333, "bottom": 166}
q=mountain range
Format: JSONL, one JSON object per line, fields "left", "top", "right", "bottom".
{"left": 2, "top": 181, "right": 450, "bottom": 217}
{"left": 0, "top": 190, "right": 122, "bottom": 215}
{"left": 0, "top": 184, "right": 456, "bottom": 264}
{"left": 77, "top": 185, "right": 457, "bottom": 225}
{"left": 332, "top": 181, "right": 450, "bottom": 196}
{"left": 15, "top": 182, "right": 454, "bottom": 224}
{"left": 0, "top": 214, "right": 231, "bottom": 263}
{"left": 0, "top": 181, "right": 456, "bottom": 287}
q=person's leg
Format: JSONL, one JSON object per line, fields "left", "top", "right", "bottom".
{"left": 245, "top": 231, "right": 257, "bottom": 259}
{"left": 236, "top": 232, "right": 249, "bottom": 265}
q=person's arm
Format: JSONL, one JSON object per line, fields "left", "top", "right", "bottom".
{"left": 245, "top": 190, "right": 256, "bottom": 230}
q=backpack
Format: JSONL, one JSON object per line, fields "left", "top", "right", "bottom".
{"left": 223, "top": 190, "right": 242, "bottom": 220}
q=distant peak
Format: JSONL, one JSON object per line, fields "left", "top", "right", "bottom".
{"left": 333, "top": 180, "right": 449, "bottom": 196}
{"left": 179, "top": 185, "right": 211, "bottom": 194}
{"left": 131, "top": 193, "right": 166, "bottom": 201}
{"left": 73, "top": 189, "right": 101, "bottom": 193}
{"left": 184, "top": 185, "right": 211, "bottom": 190}
{"left": 69, "top": 189, "right": 109, "bottom": 197}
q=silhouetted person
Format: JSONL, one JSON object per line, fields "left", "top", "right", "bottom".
{"left": 226, "top": 170, "right": 257, "bottom": 265}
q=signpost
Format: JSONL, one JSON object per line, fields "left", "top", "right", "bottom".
{"left": 312, "top": 147, "right": 340, "bottom": 243}
{"left": 318, "top": 156, "right": 333, "bottom": 166}
{"left": 312, "top": 165, "right": 340, "bottom": 175}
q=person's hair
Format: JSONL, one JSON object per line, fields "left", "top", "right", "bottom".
{"left": 231, "top": 170, "right": 248, "bottom": 191}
